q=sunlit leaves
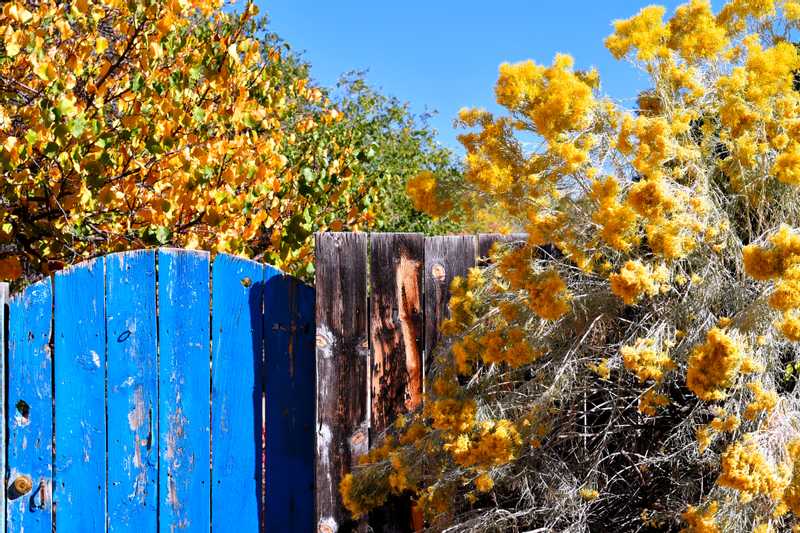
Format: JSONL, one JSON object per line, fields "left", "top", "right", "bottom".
{"left": 0, "top": 0, "right": 399, "bottom": 282}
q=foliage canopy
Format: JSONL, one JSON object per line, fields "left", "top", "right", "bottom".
{"left": 0, "top": 0, "right": 457, "bottom": 282}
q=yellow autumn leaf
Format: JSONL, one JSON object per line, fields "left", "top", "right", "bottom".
{"left": 149, "top": 40, "right": 162, "bottom": 59}
{"left": 5, "top": 39, "right": 20, "bottom": 57}
{"left": 6, "top": 3, "right": 33, "bottom": 24}
{"left": 96, "top": 36, "right": 108, "bottom": 54}
{"left": 33, "top": 59, "right": 55, "bottom": 81}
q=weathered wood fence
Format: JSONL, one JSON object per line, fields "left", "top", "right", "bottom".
{"left": 0, "top": 233, "right": 520, "bottom": 532}
{"left": 0, "top": 249, "right": 315, "bottom": 532}
{"left": 314, "top": 232, "right": 524, "bottom": 532}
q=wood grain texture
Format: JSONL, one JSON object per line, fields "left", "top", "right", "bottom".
{"left": 106, "top": 250, "right": 158, "bottom": 532}
{"left": 7, "top": 277, "right": 53, "bottom": 533}
{"left": 54, "top": 258, "right": 106, "bottom": 531}
{"left": 315, "top": 232, "right": 369, "bottom": 533}
{"left": 369, "top": 233, "right": 424, "bottom": 432}
{"left": 423, "top": 236, "right": 476, "bottom": 371}
{"left": 210, "top": 253, "right": 267, "bottom": 532}
{"left": 264, "top": 273, "right": 315, "bottom": 531}
{"left": 368, "top": 234, "right": 424, "bottom": 532}
{"left": 0, "top": 281, "right": 8, "bottom": 531}
{"left": 157, "top": 249, "right": 211, "bottom": 531}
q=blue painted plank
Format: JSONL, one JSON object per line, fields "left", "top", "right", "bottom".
{"left": 264, "top": 274, "right": 315, "bottom": 531}
{"left": 106, "top": 250, "right": 158, "bottom": 532}
{"left": 0, "top": 282, "right": 8, "bottom": 531}
{"left": 157, "top": 248, "right": 211, "bottom": 531}
{"left": 54, "top": 258, "right": 106, "bottom": 531}
{"left": 210, "top": 253, "right": 267, "bottom": 532}
{"left": 7, "top": 278, "right": 53, "bottom": 533}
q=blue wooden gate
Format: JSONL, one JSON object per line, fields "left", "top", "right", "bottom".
{"left": 0, "top": 249, "right": 315, "bottom": 532}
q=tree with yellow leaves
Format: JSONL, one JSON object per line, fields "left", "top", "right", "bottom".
{"left": 345, "top": 1, "right": 800, "bottom": 531}
{"left": 0, "top": 0, "right": 458, "bottom": 282}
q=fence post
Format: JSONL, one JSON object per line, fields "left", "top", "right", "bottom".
{"left": 1, "top": 281, "right": 8, "bottom": 531}
{"left": 315, "top": 233, "right": 369, "bottom": 533}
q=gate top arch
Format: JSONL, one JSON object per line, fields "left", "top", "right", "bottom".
{"left": 0, "top": 248, "right": 314, "bottom": 532}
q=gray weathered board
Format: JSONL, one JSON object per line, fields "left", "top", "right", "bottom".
{"left": 314, "top": 232, "right": 525, "bottom": 532}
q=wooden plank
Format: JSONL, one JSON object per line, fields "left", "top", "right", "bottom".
{"left": 157, "top": 249, "right": 211, "bottom": 531}
{"left": 315, "top": 232, "right": 369, "bottom": 533}
{"left": 477, "top": 233, "right": 527, "bottom": 266}
{"left": 264, "top": 274, "right": 315, "bottom": 530}
{"left": 210, "top": 253, "right": 266, "bottom": 532}
{"left": 423, "top": 236, "right": 476, "bottom": 371}
{"left": 54, "top": 258, "right": 106, "bottom": 531}
{"left": 7, "top": 277, "right": 53, "bottom": 533}
{"left": 106, "top": 250, "right": 158, "bottom": 532}
{"left": 0, "top": 281, "right": 8, "bottom": 531}
{"left": 369, "top": 233, "right": 424, "bottom": 433}
{"left": 368, "top": 233, "right": 425, "bottom": 532}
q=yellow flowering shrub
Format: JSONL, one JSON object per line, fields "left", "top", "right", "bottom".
{"left": 344, "top": 1, "right": 800, "bottom": 530}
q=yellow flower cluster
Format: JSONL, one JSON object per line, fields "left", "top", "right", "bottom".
{"left": 444, "top": 419, "right": 522, "bottom": 469}
{"left": 782, "top": 439, "right": 800, "bottom": 515}
{"left": 482, "top": 328, "right": 540, "bottom": 368}
{"left": 590, "top": 176, "right": 638, "bottom": 251}
{"left": 340, "top": 472, "right": 389, "bottom": 519}
{"left": 474, "top": 473, "right": 494, "bottom": 493}
{"left": 621, "top": 337, "right": 675, "bottom": 383}
{"left": 742, "top": 225, "right": 800, "bottom": 280}
{"left": 496, "top": 245, "right": 532, "bottom": 289}
{"left": 610, "top": 260, "right": 668, "bottom": 305}
{"left": 709, "top": 409, "right": 741, "bottom": 434}
{"left": 495, "top": 54, "right": 595, "bottom": 142}
{"left": 686, "top": 328, "right": 746, "bottom": 401}
{"left": 406, "top": 171, "right": 453, "bottom": 218}
{"left": 525, "top": 270, "right": 572, "bottom": 320}
{"left": 388, "top": 451, "right": 415, "bottom": 493}
{"left": 743, "top": 382, "right": 778, "bottom": 420}
{"left": 667, "top": 0, "right": 728, "bottom": 63}
{"left": 744, "top": 226, "right": 800, "bottom": 341}
{"left": 579, "top": 487, "right": 600, "bottom": 501}
{"left": 778, "top": 312, "right": 800, "bottom": 341}
{"left": 639, "top": 389, "right": 671, "bottom": 416}
{"left": 718, "top": 0, "right": 776, "bottom": 33}
{"left": 717, "top": 436, "right": 789, "bottom": 504}
{"left": 428, "top": 398, "right": 477, "bottom": 434}
{"left": 453, "top": 326, "right": 541, "bottom": 375}
{"left": 441, "top": 270, "right": 484, "bottom": 336}
{"left": 697, "top": 407, "right": 742, "bottom": 453}
{"left": 680, "top": 501, "right": 720, "bottom": 533}
{"left": 605, "top": 6, "right": 670, "bottom": 61}
{"left": 628, "top": 119, "right": 674, "bottom": 180}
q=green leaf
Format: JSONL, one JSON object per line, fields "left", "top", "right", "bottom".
{"left": 24, "top": 130, "right": 38, "bottom": 145}
{"left": 131, "top": 72, "right": 144, "bottom": 92}
{"left": 155, "top": 226, "right": 171, "bottom": 244}
{"left": 68, "top": 116, "right": 87, "bottom": 138}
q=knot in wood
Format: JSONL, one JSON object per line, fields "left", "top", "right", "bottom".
{"left": 431, "top": 263, "right": 446, "bottom": 282}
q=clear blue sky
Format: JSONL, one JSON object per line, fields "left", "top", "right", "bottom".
{"left": 259, "top": 1, "right": 720, "bottom": 153}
